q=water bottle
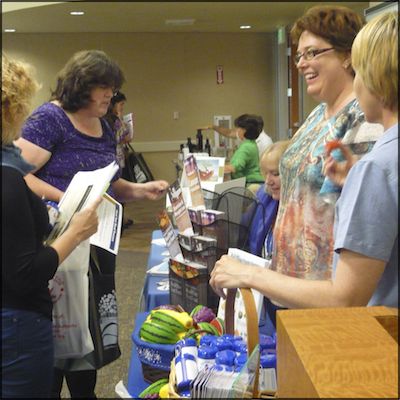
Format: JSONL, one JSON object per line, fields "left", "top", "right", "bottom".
{"left": 196, "top": 129, "right": 203, "bottom": 152}
{"left": 259, "top": 351, "right": 277, "bottom": 393}
{"left": 175, "top": 353, "right": 198, "bottom": 392}
{"left": 205, "top": 138, "right": 212, "bottom": 156}
{"left": 197, "top": 344, "right": 217, "bottom": 371}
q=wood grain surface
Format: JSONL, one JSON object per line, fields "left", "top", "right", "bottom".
{"left": 276, "top": 307, "right": 398, "bottom": 398}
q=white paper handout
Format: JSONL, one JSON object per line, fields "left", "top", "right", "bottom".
{"left": 46, "top": 162, "right": 121, "bottom": 255}
{"left": 89, "top": 193, "right": 122, "bottom": 255}
{"left": 217, "top": 248, "right": 271, "bottom": 342}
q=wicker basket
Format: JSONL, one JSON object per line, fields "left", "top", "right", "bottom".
{"left": 168, "top": 287, "right": 265, "bottom": 398}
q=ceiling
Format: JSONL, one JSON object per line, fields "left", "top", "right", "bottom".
{"left": 2, "top": 1, "right": 369, "bottom": 34}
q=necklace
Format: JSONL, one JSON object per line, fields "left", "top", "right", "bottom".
{"left": 324, "top": 93, "right": 355, "bottom": 120}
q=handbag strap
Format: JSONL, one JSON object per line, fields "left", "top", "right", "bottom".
{"left": 90, "top": 246, "right": 102, "bottom": 274}
{"left": 225, "top": 287, "right": 260, "bottom": 398}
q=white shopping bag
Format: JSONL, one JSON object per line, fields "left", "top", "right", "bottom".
{"left": 48, "top": 239, "right": 94, "bottom": 358}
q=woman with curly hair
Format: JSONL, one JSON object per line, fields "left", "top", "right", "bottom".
{"left": 2, "top": 55, "right": 100, "bottom": 398}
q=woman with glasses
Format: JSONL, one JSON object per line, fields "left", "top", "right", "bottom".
{"left": 211, "top": 6, "right": 384, "bottom": 328}
{"left": 270, "top": 6, "right": 383, "bottom": 292}
{"left": 15, "top": 49, "right": 168, "bottom": 399}
{"left": 211, "top": 11, "right": 397, "bottom": 321}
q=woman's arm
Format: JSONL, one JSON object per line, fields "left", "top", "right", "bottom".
{"left": 15, "top": 137, "right": 63, "bottom": 201}
{"left": 111, "top": 178, "right": 169, "bottom": 203}
{"left": 210, "top": 250, "right": 385, "bottom": 308}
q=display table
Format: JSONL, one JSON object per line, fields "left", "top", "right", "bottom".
{"left": 126, "top": 312, "right": 150, "bottom": 397}
{"left": 139, "top": 230, "right": 170, "bottom": 312}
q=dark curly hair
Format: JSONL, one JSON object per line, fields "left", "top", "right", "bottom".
{"left": 51, "top": 50, "right": 125, "bottom": 112}
{"left": 234, "top": 114, "right": 263, "bottom": 140}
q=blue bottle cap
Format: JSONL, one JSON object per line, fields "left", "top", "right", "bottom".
{"left": 215, "top": 349, "right": 236, "bottom": 366}
{"left": 178, "top": 389, "right": 191, "bottom": 398}
{"left": 200, "top": 334, "right": 217, "bottom": 346}
{"left": 234, "top": 341, "right": 247, "bottom": 354}
{"left": 215, "top": 337, "right": 234, "bottom": 351}
{"left": 182, "top": 338, "right": 196, "bottom": 346}
{"left": 260, "top": 353, "right": 276, "bottom": 369}
{"left": 259, "top": 334, "right": 276, "bottom": 350}
{"left": 221, "top": 334, "right": 235, "bottom": 342}
{"left": 198, "top": 345, "right": 217, "bottom": 360}
{"left": 234, "top": 352, "right": 247, "bottom": 368}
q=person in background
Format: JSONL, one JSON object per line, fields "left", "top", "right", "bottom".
{"left": 211, "top": 11, "right": 398, "bottom": 317}
{"left": 248, "top": 140, "right": 290, "bottom": 258}
{"left": 104, "top": 90, "right": 134, "bottom": 232}
{"left": 2, "top": 55, "right": 100, "bottom": 398}
{"left": 201, "top": 114, "right": 273, "bottom": 158}
{"left": 221, "top": 114, "right": 265, "bottom": 193}
{"left": 105, "top": 91, "right": 131, "bottom": 169}
{"left": 249, "top": 140, "right": 290, "bottom": 335}
{"left": 15, "top": 49, "right": 169, "bottom": 399}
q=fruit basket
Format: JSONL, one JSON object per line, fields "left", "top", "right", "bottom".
{"left": 168, "top": 287, "right": 263, "bottom": 398}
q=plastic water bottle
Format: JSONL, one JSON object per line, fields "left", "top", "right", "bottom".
{"left": 197, "top": 344, "right": 217, "bottom": 372}
{"left": 175, "top": 353, "right": 198, "bottom": 392}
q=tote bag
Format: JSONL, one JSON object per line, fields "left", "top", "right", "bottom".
{"left": 84, "top": 246, "right": 121, "bottom": 369}
{"left": 49, "top": 239, "right": 94, "bottom": 359}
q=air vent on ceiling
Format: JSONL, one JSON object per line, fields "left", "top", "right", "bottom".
{"left": 165, "top": 19, "right": 196, "bottom": 26}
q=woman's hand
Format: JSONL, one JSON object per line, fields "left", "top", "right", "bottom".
{"left": 112, "top": 178, "right": 169, "bottom": 202}
{"left": 67, "top": 197, "right": 102, "bottom": 242}
{"left": 210, "top": 255, "right": 255, "bottom": 298}
{"left": 141, "top": 180, "right": 169, "bottom": 200}
{"left": 323, "top": 141, "right": 356, "bottom": 187}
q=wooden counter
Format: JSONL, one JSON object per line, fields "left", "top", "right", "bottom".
{"left": 276, "top": 306, "right": 398, "bottom": 398}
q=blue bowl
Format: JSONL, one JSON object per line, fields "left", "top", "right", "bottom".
{"left": 132, "top": 323, "right": 176, "bottom": 371}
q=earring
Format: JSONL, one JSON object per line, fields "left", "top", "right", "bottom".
{"left": 343, "top": 60, "right": 350, "bottom": 69}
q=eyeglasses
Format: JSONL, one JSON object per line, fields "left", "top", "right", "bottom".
{"left": 294, "top": 47, "right": 334, "bottom": 65}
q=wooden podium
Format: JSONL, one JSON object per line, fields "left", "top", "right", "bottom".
{"left": 276, "top": 306, "right": 398, "bottom": 398}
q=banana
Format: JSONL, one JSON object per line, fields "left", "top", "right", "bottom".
{"left": 158, "top": 383, "right": 170, "bottom": 398}
{"left": 138, "top": 378, "right": 169, "bottom": 398}
{"left": 150, "top": 309, "right": 193, "bottom": 330}
{"left": 140, "top": 320, "right": 180, "bottom": 344}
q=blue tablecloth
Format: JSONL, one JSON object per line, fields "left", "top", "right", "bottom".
{"left": 140, "top": 230, "right": 170, "bottom": 312}
{"left": 126, "top": 312, "right": 150, "bottom": 397}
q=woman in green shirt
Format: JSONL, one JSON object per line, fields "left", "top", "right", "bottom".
{"left": 224, "top": 115, "right": 264, "bottom": 190}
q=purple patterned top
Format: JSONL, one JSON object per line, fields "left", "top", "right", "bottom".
{"left": 21, "top": 102, "right": 121, "bottom": 196}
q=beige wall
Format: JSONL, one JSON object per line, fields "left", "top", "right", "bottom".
{"left": 3, "top": 32, "right": 276, "bottom": 182}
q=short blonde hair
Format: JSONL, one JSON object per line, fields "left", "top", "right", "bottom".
{"left": 351, "top": 12, "right": 398, "bottom": 111}
{"left": 261, "top": 140, "right": 291, "bottom": 166}
{"left": 2, "top": 55, "right": 39, "bottom": 145}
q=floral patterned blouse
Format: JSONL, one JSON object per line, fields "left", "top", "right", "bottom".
{"left": 271, "top": 99, "right": 383, "bottom": 280}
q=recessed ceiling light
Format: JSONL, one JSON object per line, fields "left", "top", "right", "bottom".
{"left": 165, "top": 19, "right": 195, "bottom": 26}
{"left": 70, "top": 11, "right": 85, "bottom": 16}
{"left": 4, "top": 28, "right": 16, "bottom": 33}
{"left": 240, "top": 25, "right": 252, "bottom": 29}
